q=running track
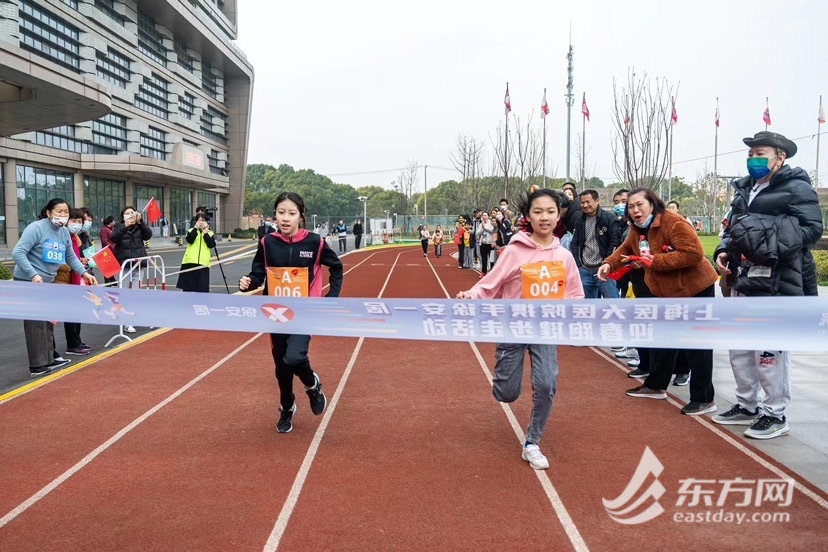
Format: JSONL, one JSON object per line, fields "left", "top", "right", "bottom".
{"left": 0, "top": 245, "right": 826, "bottom": 551}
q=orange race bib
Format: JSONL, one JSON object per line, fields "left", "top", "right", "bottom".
{"left": 266, "top": 267, "right": 309, "bottom": 297}
{"left": 520, "top": 261, "right": 566, "bottom": 300}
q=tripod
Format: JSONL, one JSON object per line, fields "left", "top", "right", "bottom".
{"left": 212, "top": 245, "right": 231, "bottom": 294}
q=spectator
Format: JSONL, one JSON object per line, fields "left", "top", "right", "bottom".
{"left": 258, "top": 216, "right": 274, "bottom": 240}
{"left": 110, "top": 206, "right": 152, "bottom": 333}
{"left": 99, "top": 215, "right": 116, "bottom": 284}
{"left": 353, "top": 219, "right": 364, "bottom": 249}
{"left": 55, "top": 208, "right": 92, "bottom": 356}
{"left": 571, "top": 190, "right": 622, "bottom": 298}
{"left": 713, "top": 131, "right": 823, "bottom": 439}
{"left": 176, "top": 213, "right": 216, "bottom": 293}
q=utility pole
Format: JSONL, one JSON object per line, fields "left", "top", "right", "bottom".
{"left": 565, "top": 25, "right": 574, "bottom": 181}
{"left": 424, "top": 164, "right": 428, "bottom": 221}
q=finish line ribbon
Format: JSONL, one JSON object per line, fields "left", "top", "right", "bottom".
{"left": 1, "top": 281, "right": 827, "bottom": 351}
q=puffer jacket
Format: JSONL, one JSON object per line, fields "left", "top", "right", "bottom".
{"left": 726, "top": 213, "right": 803, "bottom": 295}
{"left": 716, "top": 166, "right": 823, "bottom": 296}
{"left": 110, "top": 221, "right": 153, "bottom": 264}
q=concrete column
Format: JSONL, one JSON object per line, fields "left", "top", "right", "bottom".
{"left": 74, "top": 172, "right": 85, "bottom": 208}
{"left": 4, "top": 160, "right": 18, "bottom": 247}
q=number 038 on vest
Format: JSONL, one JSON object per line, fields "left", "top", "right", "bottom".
{"left": 520, "top": 261, "right": 566, "bottom": 300}
{"left": 266, "top": 267, "right": 309, "bottom": 297}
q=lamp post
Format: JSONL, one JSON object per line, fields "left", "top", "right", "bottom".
{"left": 358, "top": 196, "right": 368, "bottom": 245}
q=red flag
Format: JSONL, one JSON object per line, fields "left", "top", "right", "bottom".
{"left": 92, "top": 247, "right": 121, "bottom": 279}
{"left": 581, "top": 93, "right": 590, "bottom": 121}
{"left": 540, "top": 89, "right": 549, "bottom": 119}
{"left": 670, "top": 97, "right": 678, "bottom": 125}
{"left": 504, "top": 83, "right": 511, "bottom": 115}
{"left": 763, "top": 103, "right": 771, "bottom": 126}
{"left": 715, "top": 100, "right": 720, "bottom": 127}
{"left": 145, "top": 198, "right": 162, "bottom": 224}
{"left": 624, "top": 110, "right": 631, "bottom": 126}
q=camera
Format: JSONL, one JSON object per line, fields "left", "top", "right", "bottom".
{"left": 197, "top": 206, "right": 216, "bottom": 221}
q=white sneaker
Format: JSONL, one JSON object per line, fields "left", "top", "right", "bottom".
{"left": 125, "top": 325, "right": 136, "bottom": 333}
{"left": 614, "top": 347, "right": 638, "bottom": 359}
{"left": 521, "top": 444, "right": 549, "bottom": 470}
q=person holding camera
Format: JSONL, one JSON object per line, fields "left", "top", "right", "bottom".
{"left": 176, "top": 213, "right": 216, "bottom": 293}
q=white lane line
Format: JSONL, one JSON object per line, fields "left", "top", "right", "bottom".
{"left": 0, "top": 333, "right": 263, "bottom": 530}
{"left": 589, "top": 346, "right": 828, "bottom": 510}
{"left": 427, "top": 259, "right": 590, "bottom": 552}
{"left": 263, "top": 252, "right": 405, "bottom": 552}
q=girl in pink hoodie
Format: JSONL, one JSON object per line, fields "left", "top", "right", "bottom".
{"left": 457, "top": 189, "right": 584, "bottom": 470}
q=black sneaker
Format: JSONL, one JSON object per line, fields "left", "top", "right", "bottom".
{"left": 30, "top": 365, "right": 53, "bottom": 378}
{"left": 672, "top": 373, "right": 690, "bottom": 386}
{"left": 681, "top": 401, "right": 717, "bottom": 416}
{"left": 628, "top": 368, "right": 649, "bottom": 379}
{"left": 306, "top": 374, "right": 327, "bottom": 416}
{"left": 277, "top": 403, "right": 296, "bottom": 433}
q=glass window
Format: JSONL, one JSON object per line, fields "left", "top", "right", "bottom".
{"left": 200, "top": 109, "right": 227, "bottom": 145}
{"left": 92, "top": 112, "right": 128, "bottom": 153}
{"left": 140, "top": 127, "right": 167, "bottom": 160}
{"left": 96, "top": 48, "right": 131, "bottom": 88}
{"left": 135, "top": 73, "right": 169, "bottom": 119}
{"left": 83, "top": 177, "right": 125, "bottom": 235}
{"left": 95, "top": 0, "right": 124, "bottom": 25}
{"left": 0, "top": 164, "right": 5, "bottom": 244}
{"left": 201, "top": 61, "right": 219, "bottom": 99}
{"left": 16, "top": 166, "right": 75, "bottom": 234}
{"left": 174, "top": 40, "right": 194, "bottom": 73}
{"left": 179, "top": 92, "right": 196, "bottom": 120}
{"left": 18, "top": 0, "right": 81, "bottom": 72}
{"left": 34, "top": 125, "right": 86, "bottom": 153}
{"left": 207, "top": 149, "right": 225, "bottom": 176}
{"left": 169, "top": 187, "right": 192, "bottom": 236}
{"left": 137, "top": 9, "right": 167, "bottom": 66}
{"left": 62, "top": 0, "right": 79, "bottom": 9}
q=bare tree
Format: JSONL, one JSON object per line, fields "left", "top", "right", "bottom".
{"left": 575, "top": 134, "right": 598, "bottom": 186}
{"left": 489, "top": 122, "right": 516, "bottom": 199}
{"left": 399, "top": 160, "right": 420, "bottom": 201}
{"left": 611, "top": 68, "right": 675, "bottom": 192}
{"left": 512, "top": 113, "right": 544, "bottom": 187}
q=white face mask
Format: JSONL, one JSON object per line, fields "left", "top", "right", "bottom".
{"left": 82, "top": 221, "right": 92, "bottom": 232}
{"left": 51, "top": 216, "right": 69, "bottom": 228}
{"left": 68, "top": 223, "right": 83, "bottom": 234}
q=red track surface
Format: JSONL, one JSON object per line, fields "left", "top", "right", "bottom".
{"left": 1, "top": 245, "right": 827, "bottom": 551}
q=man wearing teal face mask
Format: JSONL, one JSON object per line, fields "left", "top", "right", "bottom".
{"left": 713, "top": 131, "right": 823, "bottom": 440}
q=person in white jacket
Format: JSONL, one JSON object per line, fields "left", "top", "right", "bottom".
{"left": 457, "top": 188, "right": 584, "bottom": 470}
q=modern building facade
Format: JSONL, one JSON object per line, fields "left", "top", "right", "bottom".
{"left": 0, "top": 0, "right": 253, "bottom": 246}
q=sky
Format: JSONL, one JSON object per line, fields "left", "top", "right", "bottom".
{"left": 236, "top": 0, "right": 828, "bottom": 192}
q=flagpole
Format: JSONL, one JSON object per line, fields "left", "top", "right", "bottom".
{"left": 504, "top": 82, "right": 509, "bottom": 198}
{"left": 713, "top": 97, "right": 719, "bottom": 221}
{"left": 542, "top": 88, "right": 547, "bottom": 188}
{"left": 581, "top": 104, "right": 586, "bottom": 187}
{"left": 816, "top": 95, "right": 822, "bottom": 188}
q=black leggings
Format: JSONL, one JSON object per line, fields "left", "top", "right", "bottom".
{"left": 479, "top": 244, "right": 493, "bottom": 274}
{"left": 421, "top": 239, "right": 428, "bottom": 254}
{"left": 645, "top": 285, "right": 715, "bottom": 402}
{"left": 270, "top": 333, "right": 316, "bottom": 408}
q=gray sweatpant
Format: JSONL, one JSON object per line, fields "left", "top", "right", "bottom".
{"left": 24, "top": 320, "right": 55, "bottom": 369}
{"left": 728, "top": 290, "right": 791, "bottom": 418}
{"left": 728, "top": 349, "right": 791, "bottom": 418}
{"left": 493, "top": 343, "right": 559, "bottom": 444}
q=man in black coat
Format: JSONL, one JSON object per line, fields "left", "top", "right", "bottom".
{"left": 713, "top": 131, "right": 823, "bottom": 440}
{"left": 353, "top": 219, "right": 364, "bottom": 249}
{"left": 570, "top": 189, "right": 623, "bottom": 298}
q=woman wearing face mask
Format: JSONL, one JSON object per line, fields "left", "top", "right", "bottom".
{"left": 597, "top": 188, "right": 718, "bottom": 416}
{"left": 55, "top": 209, "right": 92, "bottom": 356}
{"left": 110, "top": 206, "right": 152, "bottom": 332}
{"left": 98, "top": 215, "right": 116, "bottom": 284}
{"left": 475, "top": 211, "right": 495, "bottom": 275}
{"left": 12, "top": 199, "right": 98, "bottom": 376}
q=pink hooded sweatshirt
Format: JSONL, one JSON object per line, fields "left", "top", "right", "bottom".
{"left": 464, "top": 231, "right": 585, "bottom": 300}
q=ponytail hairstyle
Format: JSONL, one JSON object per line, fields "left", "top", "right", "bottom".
{"left": 273, "top": 192, "right": 307, "bottom": 228}
{"left": 513, "top": 188, "right": 562, "bottom": 233}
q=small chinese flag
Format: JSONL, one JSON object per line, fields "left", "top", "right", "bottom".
{"left": 145, "top": 198, "right": 162, "bottom": 224}
{"left": 540, "top": 89, "right": 549, "bottom": 119}
{"left": 581, "top": 93, "right": 590, "bottom": 121}
{"left": 670, "top": 97, "right": 678, "bottom": 125}
{"left": 92, "top": 247, "right": 121, "bottom": 279}
{"left": 504, "top": 83, "right": 512, "bottom": 115}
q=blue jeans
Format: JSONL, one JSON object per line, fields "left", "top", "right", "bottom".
{"left": 579, "top": 266, "right": 620, "bottom": 299}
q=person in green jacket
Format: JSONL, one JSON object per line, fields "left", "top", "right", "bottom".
{"left": 175, "top": 213, "right": 216, "bottom": 293}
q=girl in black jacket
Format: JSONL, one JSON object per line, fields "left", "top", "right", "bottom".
{"left": 240, "top": 192, "right": 343, "bottom": 434}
